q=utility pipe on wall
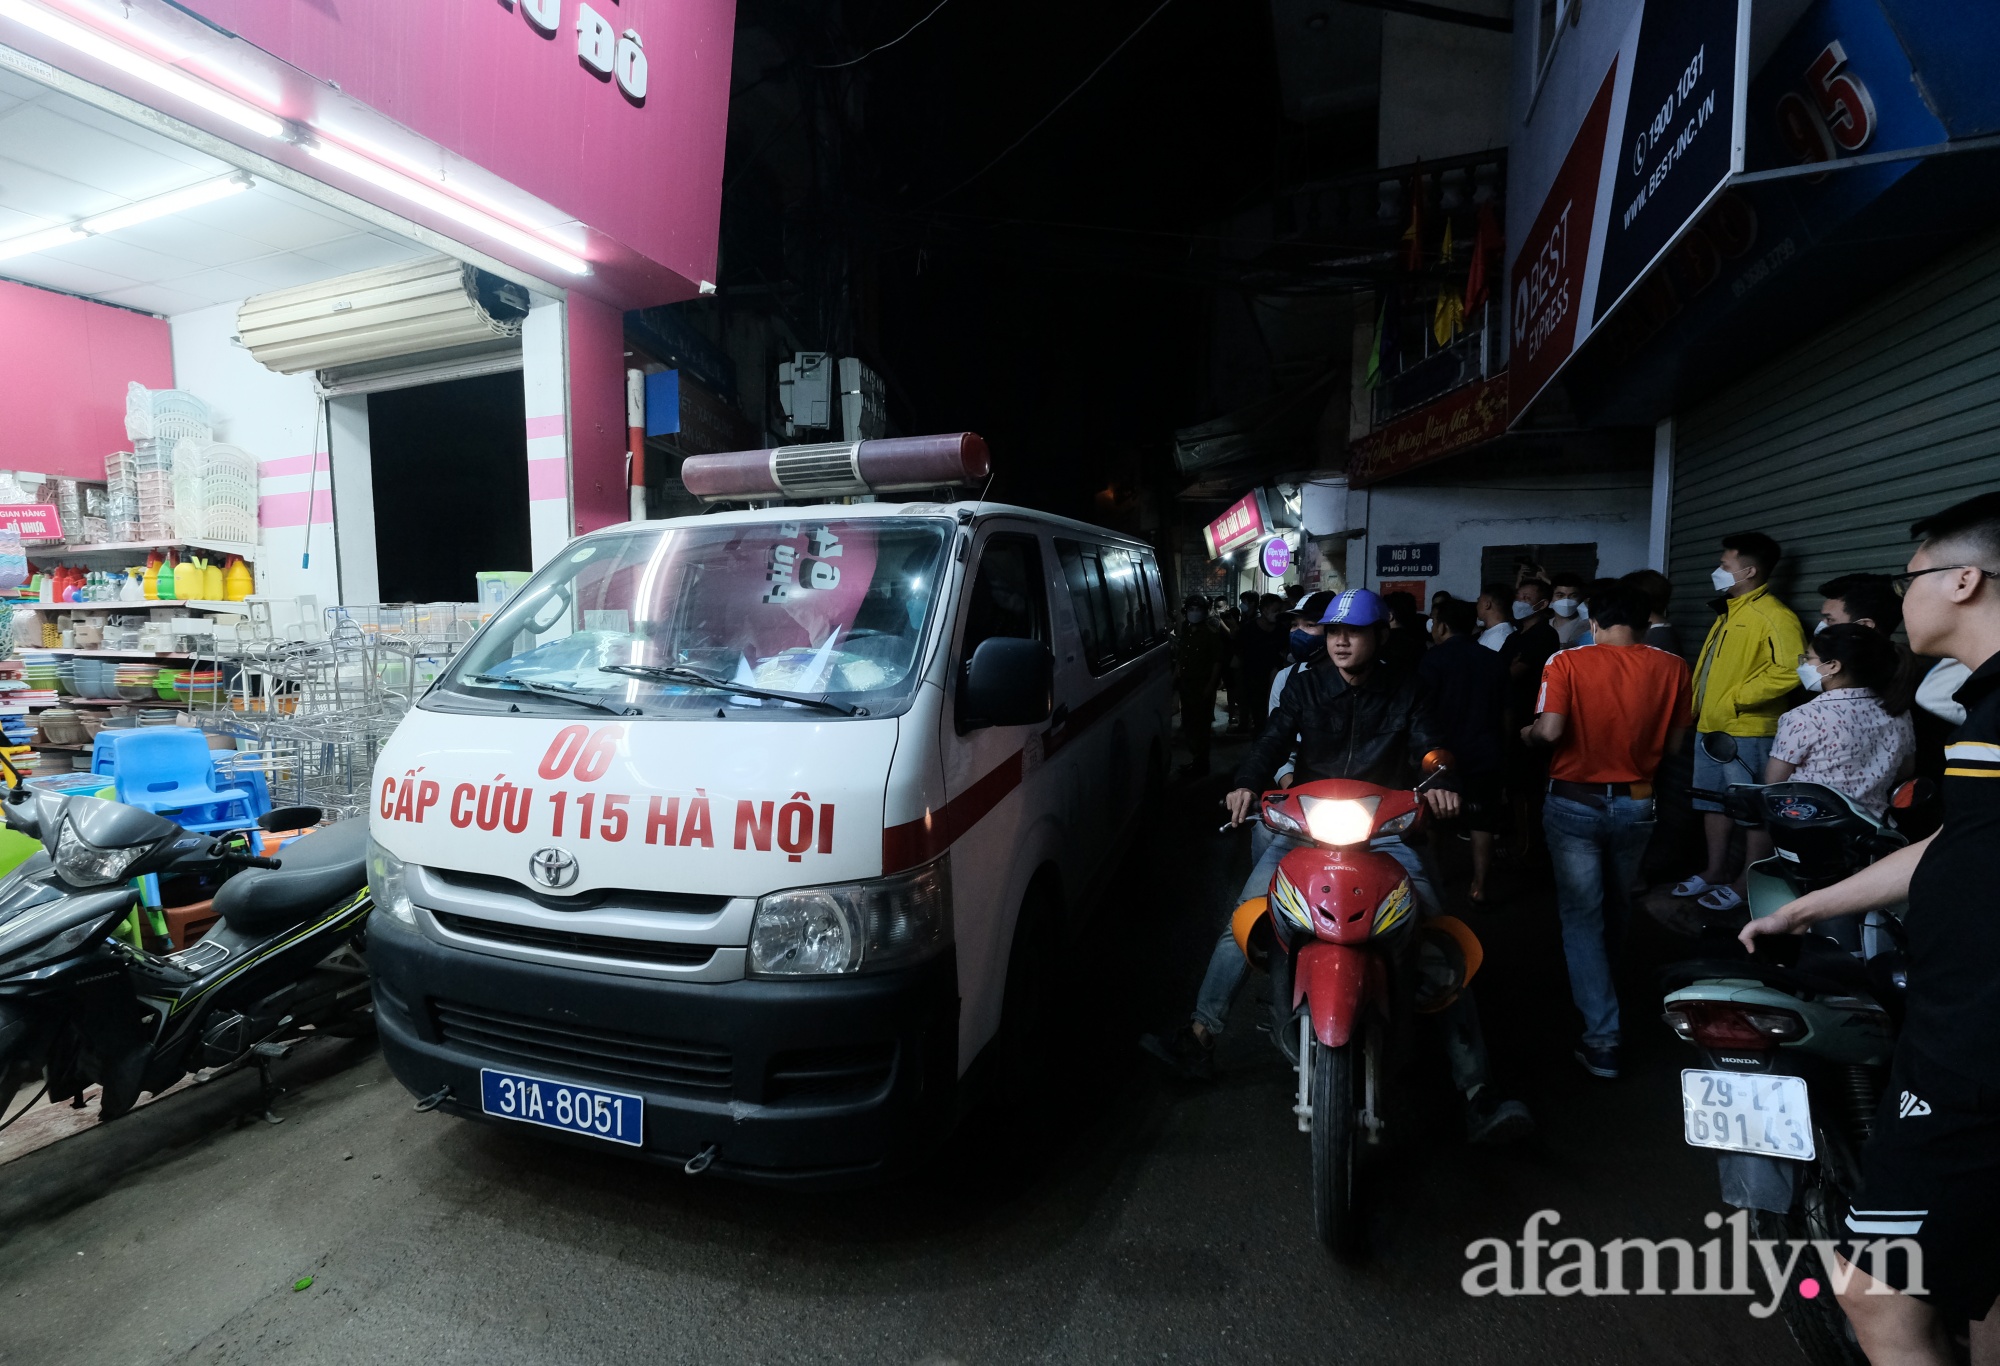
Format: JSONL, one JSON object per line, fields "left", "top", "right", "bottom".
{"left": 626, "top": 367, "right": 646, "bottom": 522}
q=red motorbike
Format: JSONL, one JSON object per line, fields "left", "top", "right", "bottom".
{"left": 1230, "top": 753, "right": 1483, "bottom": 1254}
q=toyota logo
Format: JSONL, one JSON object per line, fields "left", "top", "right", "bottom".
{"left": 528, "top": 847, "right": 579, "bottom": 890}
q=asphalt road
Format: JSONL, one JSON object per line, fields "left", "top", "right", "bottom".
{"left": 0, "top": 739, "right": 1799, "bottom": 1365}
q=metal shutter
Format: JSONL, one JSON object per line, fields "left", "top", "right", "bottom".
{"left": 237, "top": 256, "right": 527, "bottom": 375}
{"left": 1667, "top": 225, "right": 2000, "bottom": 648}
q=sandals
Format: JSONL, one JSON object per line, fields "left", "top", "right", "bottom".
{"left": 1696, "top": 886, "right": 1745, "bottom": 913}
{"left": 1671, "top": 875, "right": 1716, "bottom": 898}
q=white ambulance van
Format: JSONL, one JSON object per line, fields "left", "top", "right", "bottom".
{"left": 365, "top": 433, "right": 1173, "bottom": 1183}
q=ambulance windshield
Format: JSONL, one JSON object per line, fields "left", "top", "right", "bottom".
{"left": 432, "top": 518, "right": 952, "bottom": 720}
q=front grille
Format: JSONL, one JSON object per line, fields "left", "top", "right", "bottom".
{"left": 433, "top": 999, "right": 733, "bottom": 1093}
{"left": 766, "top": 1042, "right": 895, "bottom": 1103}
{"left": 432, "top": 910, "right": 716, "bottom": 967}
{"left": 427, "top": 867, "right": 732, "bottom": 916}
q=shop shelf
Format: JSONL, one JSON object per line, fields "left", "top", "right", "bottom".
{"left": 25, "top": 538, "right": 257, "bottom": 564}
{"left": 44, "top": 649, "right": 198, "bottom": 659}
{"left": 28, "top": 697, "right": 185, "bottom": 708}
{"left": 14, "top": 600, "right": 253, "bottom": 613}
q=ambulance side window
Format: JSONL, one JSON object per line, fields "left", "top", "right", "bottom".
{"left": 1055, "top": 540, "right": 1113, "bottom": 672}
{"left": 961, "top": 533, "right": 1049, "bottom": 661}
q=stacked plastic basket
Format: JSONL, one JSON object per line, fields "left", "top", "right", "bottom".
{"left": 123, "top": 384, "right": 212, "bottom": 542}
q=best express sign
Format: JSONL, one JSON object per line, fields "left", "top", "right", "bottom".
{"left": 1510, "top": 0, "right": 1747, "bottom": 420}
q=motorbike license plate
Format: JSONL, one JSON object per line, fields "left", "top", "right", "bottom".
{"left": 479, "top": 1067, "right": 643, "bottom": 1147}
{"left": 1680, "top": 1069, "right": 1815, "bottom": 1161}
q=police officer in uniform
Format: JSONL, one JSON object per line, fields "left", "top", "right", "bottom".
{"left": 1174, "top": 593, "right": 1229, "bottom": 778}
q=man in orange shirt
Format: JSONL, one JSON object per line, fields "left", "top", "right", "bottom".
{"left": 1522, "top": 579, "right": 1693, "bottom": 1080}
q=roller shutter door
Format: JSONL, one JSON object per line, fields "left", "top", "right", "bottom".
{"left": 1668, "top": 226, "right": 2000, "bottom": 641}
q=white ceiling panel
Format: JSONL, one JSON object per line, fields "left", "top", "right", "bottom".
{"left": 0, "top": 257, "right": 141, "bottom": 297}
{"left": 0, "top": 154, "right": 126, "bottom": 229}
{"left": 37, "top": 233, "right": 193, "bottom": 283}
{"left": 293, "top": 232, "right": 429, "bottom": 274}
{"left": 108, "top": 215, "right": 274, "bottom": 270}
{"left": 0, "top": 77, "right": 437, "bottom": 316}
{"left": 89, "top": 281, "right": 214, "bottom": 316}
{"left": 0, "top": 105, "right": 210, "bottom": 200}
{"left": 178, "top": 191, "right": 363, "bottom": 252}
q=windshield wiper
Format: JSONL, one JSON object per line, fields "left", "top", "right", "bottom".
{"left": 466, "top": 674, "right": 641, "bottom": 716}
{"left": 598, "top": 663, "right": 860, "bottom": 716}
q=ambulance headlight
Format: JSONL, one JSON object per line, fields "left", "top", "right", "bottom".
{"left": 367, "top": 839, "right": 415, "bottom": 925}
{"left": 749, "top": 857, "right": 952, "bottom": 977}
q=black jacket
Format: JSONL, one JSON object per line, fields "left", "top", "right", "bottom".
{"left": 1232, "top": 656, "right": 1448, "bottom": 792}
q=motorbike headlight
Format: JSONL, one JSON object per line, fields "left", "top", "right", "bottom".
{"left": 367, "top": 839, "right": 415, "bottom": 925}
{"left": 1300, "top": 795, "right": 1379, "bottom": 847}
{"left": 749, "top": 857, "right": 952, "bottom": 977}
{"left": 53, "top": 819, "right": 144, "bottom": 887}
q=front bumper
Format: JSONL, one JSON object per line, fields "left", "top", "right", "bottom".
{"left": 367, "top": 913, "right": 959, "bottom": 1187}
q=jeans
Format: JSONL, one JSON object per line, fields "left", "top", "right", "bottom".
{"left": 1190, "top": 828, "right": 1489, "bottom": 1094}
{"left": 1542, "top": 793, "right": 1655, "bottom": 1050}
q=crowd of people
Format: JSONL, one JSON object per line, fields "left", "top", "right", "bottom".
{"left": 1160, "top": 494, "right": 2000, "bottom": 1361}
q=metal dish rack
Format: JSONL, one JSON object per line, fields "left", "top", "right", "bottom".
{"left": 185, "top": 602, "right": 488, "bottom": 820}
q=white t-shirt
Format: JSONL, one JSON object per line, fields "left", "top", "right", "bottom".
{"left": 1477, "top": 621, "right": 1514, "bottom": 652}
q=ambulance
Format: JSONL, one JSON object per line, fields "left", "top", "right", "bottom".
{"left": 365, "top": 433, "right": 1174, "bottom": 1183}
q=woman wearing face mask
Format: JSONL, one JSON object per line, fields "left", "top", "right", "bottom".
{"left": 1770, "top": 624, "right": 1917, "bottom": 814}
{"left": 1693, "top": 624, "right": 1916, "bottom": 913}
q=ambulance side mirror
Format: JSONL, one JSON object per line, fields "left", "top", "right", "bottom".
{"left": 960, "top": 637, "right": 1054, "bottom": 730}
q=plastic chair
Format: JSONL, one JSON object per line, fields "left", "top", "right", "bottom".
{"left": 91, "top": 728, "right": 257, "bottom": 833}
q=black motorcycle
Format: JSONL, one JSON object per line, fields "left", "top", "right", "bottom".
{"left": 0, "top": 782, "right": 374, "bottom": 1130}
{"left": 1662, "top": 741, "right": 1925, "bottom": 1366}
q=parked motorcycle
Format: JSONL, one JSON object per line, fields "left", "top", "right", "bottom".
{"left": 1662, "top": 750, "right": 1924, "bottom": 1366}
{"left": 0, "top": 781, "right": 374, "bottom": 1131}
{"left": 1231, "top": 751, "right": 1483, "bottom": 1255}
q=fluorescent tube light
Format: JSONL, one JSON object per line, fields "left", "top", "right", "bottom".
{"left": 0, "top": 0, "right": 285, "bottom": 139}
{"left": 0, "top": 223, "right": 82, "bottom": 261}
{"left": 78, "top": 172, "right": 249, "bottom": 234}
{"left": 306, "top": 137, "right": 592, "bottom": 276}
{"left": 0, "top": 172, "right": 252, "bottom": 260}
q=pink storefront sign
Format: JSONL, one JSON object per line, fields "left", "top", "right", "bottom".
{"left": 0, "top": 505, "right": 64, "bottom": 540}
{"left": 1203, "top": 491, "right": 1268, "bottom": 560}
{"left": 7, "top": 0, "right": 737, "bottom": 306}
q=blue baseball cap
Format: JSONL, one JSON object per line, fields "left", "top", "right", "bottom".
{"left": 1319, "top": 588, "right": 1388, "bottom": 627}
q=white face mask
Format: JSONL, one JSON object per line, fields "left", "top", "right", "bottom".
{"left": 1551, "top": 598, "right": 1579, "bottom": 618}
{"left": 1184, "top": 608, "right": 1205, "bottom": 624}
{"left": 1797, "top": 661, "right": 1827, "bottom": 693}
{"left": 1711, "top": 565, "right": 1739, "bottom": 593}
{"left": 1814, "top": 618, "right": 1829, "bottom": 635}
{"left": 1510, "top": 599, "right": 1538, "bottom": 620}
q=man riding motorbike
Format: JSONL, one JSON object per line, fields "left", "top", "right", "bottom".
{"left": 1142, "top": 588, "right": 1533, "bottom": 1143}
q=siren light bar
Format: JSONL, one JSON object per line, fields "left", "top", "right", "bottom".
{"left": 681, "top": 433, "right": 990, "bottom": 503}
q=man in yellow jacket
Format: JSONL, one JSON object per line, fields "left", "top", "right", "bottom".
{"left": 1674, "top": 530, "right": 1807, "bottom": 912}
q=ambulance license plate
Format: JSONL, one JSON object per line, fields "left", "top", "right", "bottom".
{"left": 1680, "top": 1068, "right": 1815, "bottom": 1161}
{"left": 479, "top": 1067, "right": 643, "bottom": 1147}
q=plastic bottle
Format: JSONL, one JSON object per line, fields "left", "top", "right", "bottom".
{"left": 142, "top": 554, "right": 160, "bottom": 601}
{"left": 155, "top": 556, "right": 174, "bottom": 601}
{"left": 202, "top": 557, "right": 224, "bottom": 602}
{"left": 175, "top": 550, "right": 198, "bottom": 599}
{"left": 121, "top": 569, "right": 143, "bottom": 603}
{"left": 224, "top": 555, "right": 252, "bottom": 601}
